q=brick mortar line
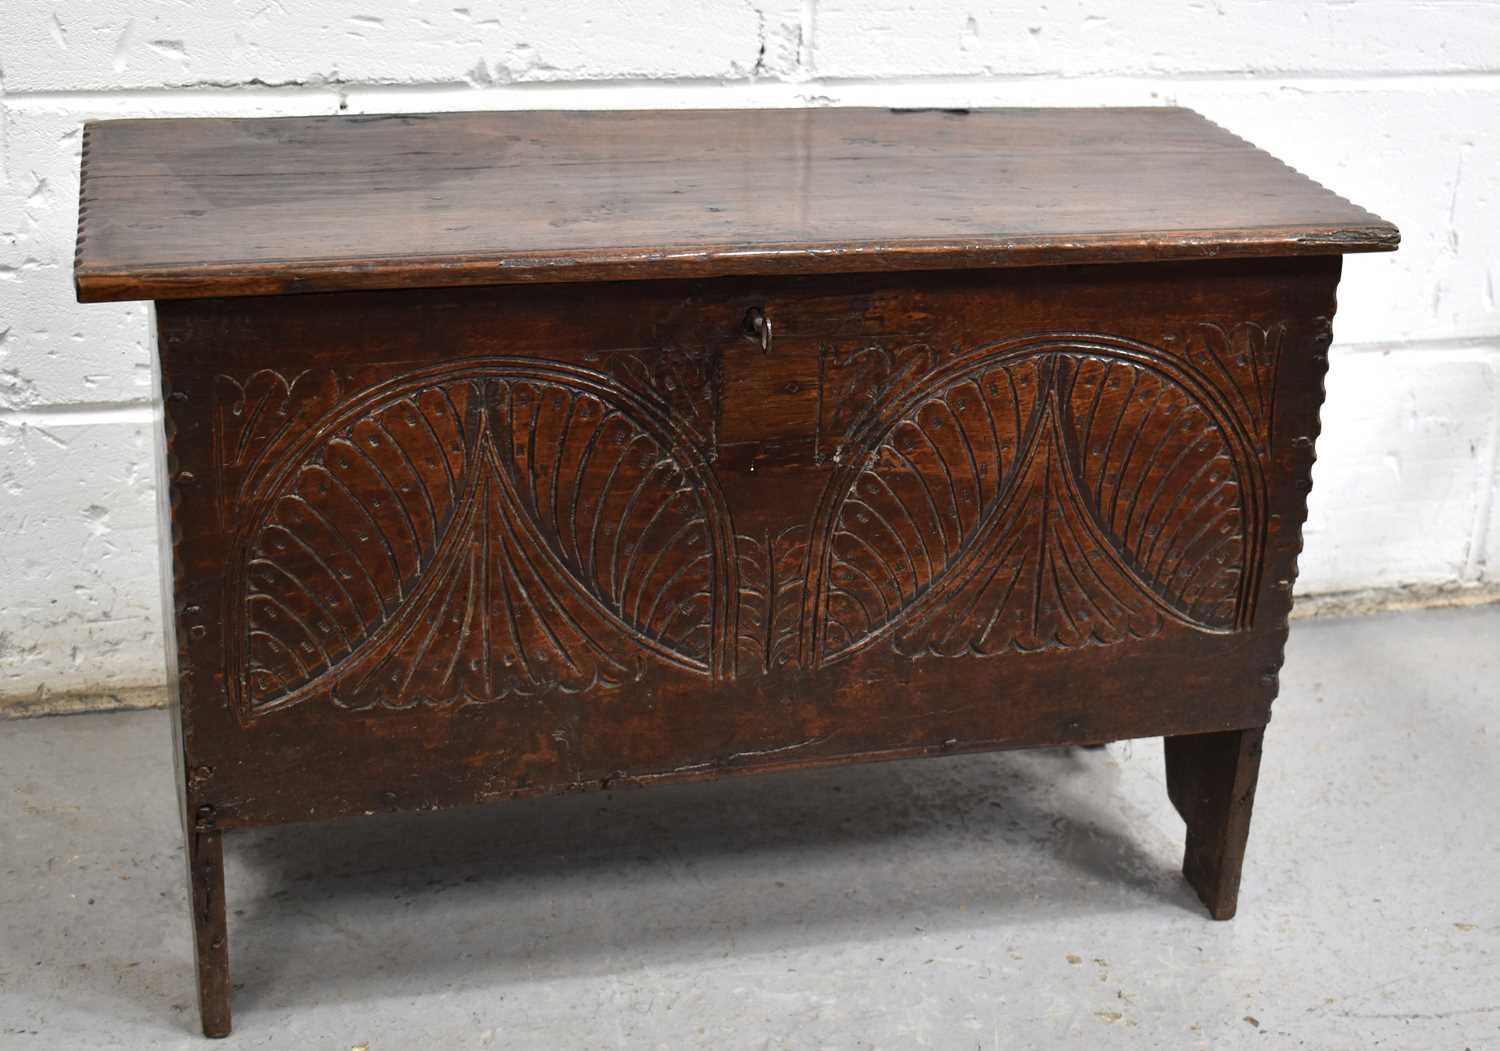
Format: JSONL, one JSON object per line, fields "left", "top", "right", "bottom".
{"left": 0, "top": 402, "right": 158, "bottom": 427}
{"left": 1331, "top": 336, "right": 1500, "bottom": 356}
{"left": 5, "top": 69, "right": 1500, "bottom": 108}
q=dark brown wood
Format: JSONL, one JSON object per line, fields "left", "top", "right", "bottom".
{"left": 75, "top": 107, "right": 1397, "bottom": 303}
{"left": 148, "top": 258, "right": 1333, "bottom": 832}
{"left": 1165, "top": 727, "right": 1266, "bottom": 920}
{"left": 75, "top": 105, "right": 1394, "bottom": 1035}
{"left": 158, "top": 258, "right": 1329, "bottom": 1034}
{"left": 185, "top": 827, "right": 230, "bottom": 1038}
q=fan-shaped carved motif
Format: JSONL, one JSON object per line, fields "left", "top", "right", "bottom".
{"left": 228, "top": 360, "right": 733, "bottom": 718}
{"left": 804, "top": 337, "right": 1263, "bottom": 665}
{"left": 1064, "top": 357, "right": 1249, "bottom": 630}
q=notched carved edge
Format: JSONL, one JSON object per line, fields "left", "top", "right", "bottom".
{"left": 72, "top": 124, "right": 94, "bottom": 299}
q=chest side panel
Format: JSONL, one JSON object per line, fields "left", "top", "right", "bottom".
{"left": 156, "top": 259, "right": 1335, "bottom": 826}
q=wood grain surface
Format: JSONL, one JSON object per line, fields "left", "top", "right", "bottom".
{"left": 75, "top": 106, "right": 1396, "bottom": 302}
{"left": 155, "top": 258, "right": 1336, "bottom": 828}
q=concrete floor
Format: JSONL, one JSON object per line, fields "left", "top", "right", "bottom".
{"left": 2, "top": 607, "right": 1497, "bottom": 1050}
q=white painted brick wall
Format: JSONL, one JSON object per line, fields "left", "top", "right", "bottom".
{"left": 2, "top": 1, "right": 1498, "bottom": 709}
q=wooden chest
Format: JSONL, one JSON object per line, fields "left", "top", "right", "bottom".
{"left": 74, "top": 106, "right": 1398, "bottom": 1037}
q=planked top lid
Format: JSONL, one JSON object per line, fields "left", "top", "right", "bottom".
{"left": 74, "top": 106, "right": 1398, "bottom": 303}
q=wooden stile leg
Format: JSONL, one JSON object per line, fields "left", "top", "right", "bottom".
{"left": 1164, "top": 727, "right": 1265, "bottom": 921}
{"left": 187, "top": 827, "right": 231, "bottom": 1037}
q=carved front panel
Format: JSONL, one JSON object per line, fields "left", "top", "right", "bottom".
{"left": 221, "top": 361, "right": 733, "bottom": 718}
{"left": 212, "top": 318, "right": 1293, "bottom": 724}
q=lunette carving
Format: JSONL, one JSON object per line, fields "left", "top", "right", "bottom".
{"left": 816, "top": 342, "right": 950, "bottom": 465}
{"left": 1175, "top": 321, "right": 1285, "bottom": 458}
{"left": 602, "top": 344, "right": 723, "bottom": 460}
{"left": 213, "top": 321, "right": 1286, "bottom": 717}
{"left": 213, "top": 369, "right": 339, "bottom": 528}
{"left": 802, "top": 333, "right": 1268, "bottom": 667}
{"left": 223, "top": 359, "right": 734, "bottom": 720}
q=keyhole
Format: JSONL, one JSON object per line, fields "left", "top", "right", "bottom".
{"left": 743, "top": 307, "right": 772, "bottom": 354}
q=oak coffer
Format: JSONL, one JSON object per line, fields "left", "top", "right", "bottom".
{"left": 74, "top": 106, "right": 1398, "bottom": 1037}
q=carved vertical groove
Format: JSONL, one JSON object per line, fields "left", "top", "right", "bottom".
{"left": 735, "top": 525, "right": 809, "bottom": 674}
